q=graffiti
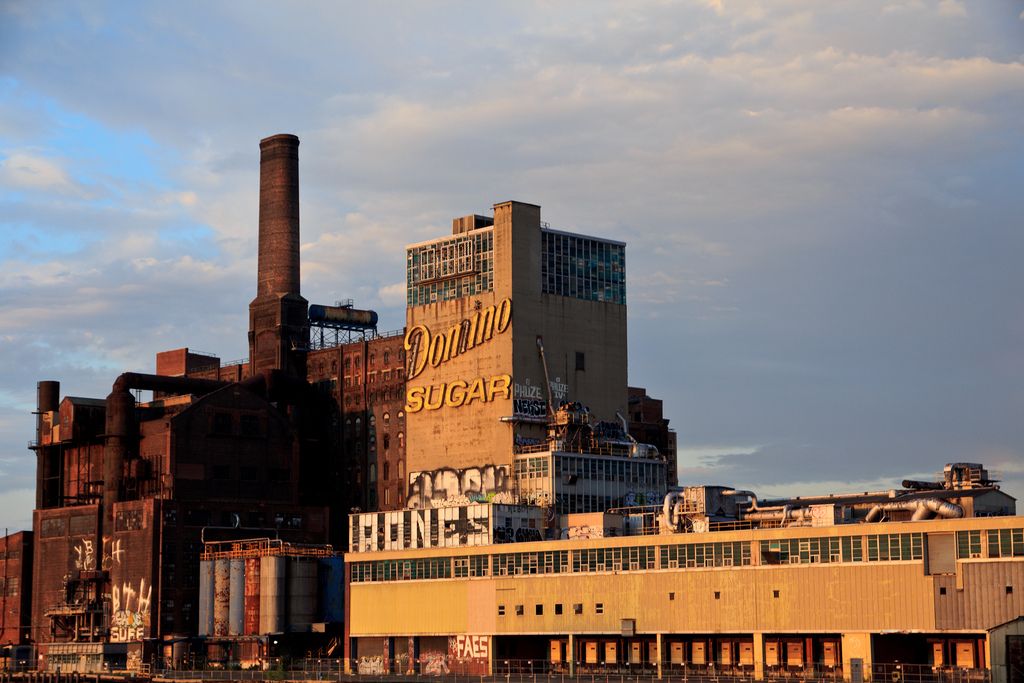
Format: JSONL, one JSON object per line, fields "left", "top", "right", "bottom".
{"left": 514, "top": 398, "right": 548, "bottom": 418}
{"left": 357, "top": 656, "right": 385, "bottom": 675}
{"left": 549, "top": 377, "right": 569, "bottom": 403}
{"left": 110, "top": 578, "right": 152, "bottom": 642}
{"left": 514, "top": 378, "right": 545, "bottom": 400}
{"left": 494, "top": 527, "right": 543, "bottom": 544}
{"left": 407, "top": 465, "right": 511, "bottom": 509}
{"left": 126, "top": 649, "right": 143, "bottom": 672}
{"left": 100, "top": 536, "right": 127, "bottom": 571}
{"left": 73, "top": 539, "right": 95, "bottom": 571}
{"left": 450, "top": 635, "right": 490, "bottom": 660}
{"left": 421, "top": 651, "right": 449, "bottom": 676}
{"left": 623, "top": 491, "right": 661, "bottom": 507}
{"left": 564, "top": 524, "right": 606, "bottom": 540}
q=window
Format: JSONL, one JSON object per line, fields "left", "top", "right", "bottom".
{"left": 498, "top": 605, "right": 505, "bottom": 616}
{"left": 668, "top": 592, "right": 675, "bottom": 601}
{"left": 536, "top": 604, "right": 544, "bottom": 615}
{"left": 773, "top": 590, "right": 780, "bottom": 599}
{"left": 212, "top": 412, "right": 232, "bottom": 435}
{"left": 573, "top": 604, "right": 583, "bottom": 615}
{"left": 714, "top": 592, "right": 721, "bottom": 600}
{"left": 575, "top": 351, "right": 585, "bottom": 371}
{"left": 240, "top": 414, "right": 261, "bottom": 436}
{"left": 555, "top": 603, "right": 563, "bottom": 615}
{"left": 407, "top": 230, "right": 495, "bottom": 306}
{"left": 515, "top": 605, "right": 524, "bottom": 616}
{"left": 595, "top": 603, "right": 604, "bottom": 614}
{"left": 939, "top": 587, "right": 947, "bottom": 595}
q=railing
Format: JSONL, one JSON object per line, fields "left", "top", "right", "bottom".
{"left": 2, "top": 660, "right": 994, "bottom": 683}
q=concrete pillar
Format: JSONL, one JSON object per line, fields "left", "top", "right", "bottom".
{"left": 568, "top": 634, "right": 575, "bottom": 677}
{"left": 753, "top": 632, "right": 765, "bottom": 681}
{"left": 656, "top": 633, "right": 663, "bottom": 680}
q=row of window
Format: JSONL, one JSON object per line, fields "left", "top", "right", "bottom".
{"left": 407, "top": 231, "right": 495, "bottom": 306}
{"left": 498, "top": 602, "right": 603, "bottom": 617}
{"left": 554, "top": 456, "right": 665, "bottom": 486}
{"left": 957, "top": 529, "right": 1024, "bottom": 558}
{"left": 541, "top": 230, "right": 626, "bottom": 305}
{"left": 514, "top": 457, "right": 550, "bottom": 479}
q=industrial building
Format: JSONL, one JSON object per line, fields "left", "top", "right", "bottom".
{"left": 344, "top": 465, "right": 1023, "bottom": 679}
{"left": 11, "top": 133, "right": 675, "bottom": 673}
{"left": 11, "top": 130, "right": 1021, "bottom": 681}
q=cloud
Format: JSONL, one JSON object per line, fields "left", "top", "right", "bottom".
{"left": 0, "top": 151, "right": 85, "bottom": 195}
{"left": 0, "top": 1, "right": 1022, "bottom": 531}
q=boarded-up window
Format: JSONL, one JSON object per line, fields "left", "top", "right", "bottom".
{"left": 765, "top": 642, "right": 779, "bottom": 667}
{"left": 604, "top": 642, "right": 617, "bottom": 664}
{"left": 585, "top": 642, "right": 598, "bottom": 665}
{"left": 955, "top": 642, "right": 975, "bottom": 668}
{"left": 41, "top": 516, "right": 67, "bottom": 538}
{"left": 927, "top": 533, "right": 956, "bottom": 575}
{"left": 670, "top": 642, "right": 684, "bottom": 665}
{"left": 786, "top": 641, "right": 804, "bottom": 667}
{"left": 630, "top": 642, "right": 642, "bottom": 664}
{"left": 740, "top": 642, "right": 754, "bottom": 666}
{"left": 721, "top": 642, "right": 733, "bottom": 665}
{"left": 692, "top": 642, "right": 706, "bottom": 665}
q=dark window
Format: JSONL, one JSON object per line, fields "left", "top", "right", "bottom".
{"left": 555, "top": 603, "right": 563, "bottom": 615}
{"left": 714, "top": 591, "right": 721, "bottom": 600}
{"left": 212, "top": 465, "right": 230, "bottom": 479}
{"left": 1008, "top": 586, "right": 1014, "bottom": 595}
{"left": 498, "top": 605, "right": 505, "bottom": 616}
{"left": 535, "top": 604, "right": 543, "bottom": 616}
{"left": 515, "top": 605, "right": 524, "bottom": 616}
{"left": 773, "top": 590, "right": 780, "bottom": 599}
{"left": 939, "top": 587, "right": 947, "bottom": 595}
{"left": 240, "top": 414, "right": 261, "bottom": 436}
{"left": 595, "top": 603, "right": 604, "bottom": 614}
{"left": 269, "top": 468, "right": 289, "bottom": 482}
{"left": 669, "top": 592, "right": 675, "bottom": 601}
{"left": 240, "top": 467, "right": 258, "bottom": 481}
{"left": 575, "top": 351, "right": 585, "bottom": 371}
{"left": 573, "top": 603, "right": 583, "bottom": 615}
{"left": 212, "top": 412, "right": 232, "bottom": 435}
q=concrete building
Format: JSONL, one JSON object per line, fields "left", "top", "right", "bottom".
{"left": 344, "top": 468, "right": 1023, "bottom": 679}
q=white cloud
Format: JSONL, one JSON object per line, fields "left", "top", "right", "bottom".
{"left": 0, "top": 151, "right": 85, "bottom": 195}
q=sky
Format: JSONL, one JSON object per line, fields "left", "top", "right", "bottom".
{"left": 0, "top": 0, "right": 1022, "bottom": 532}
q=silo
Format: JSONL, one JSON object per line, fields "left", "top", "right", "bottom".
{"left": 287, "top": 557, "right": 317, "bottom": 631}
{"left": 198, "top": 559, "right": 214, "bottom": 636}
{"left": 228, "top": 559, "right": 245, "bottom": 635}
{"left": 259, "top": 555, "right": 286, "bottom": 634}
{"left": 243, "top": 557, "right": 261, "bottom": 635}
{"left": 213, "top": 558, "right": 231, "bottom": 636}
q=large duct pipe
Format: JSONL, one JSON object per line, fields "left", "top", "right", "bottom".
{"left": 257, "top": 134, "right": 300, "bottom": 298}
{"left": 864, "top": 498, "right": 965, "bottom": 523}
{"left": 103, "top": 373, "right": 227, "bottom": 537}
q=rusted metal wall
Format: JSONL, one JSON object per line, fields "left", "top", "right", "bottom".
{"left": 243, "top": 558, "right": 260, "bottom": 635}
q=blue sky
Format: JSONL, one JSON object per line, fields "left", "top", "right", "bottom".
{"left": 1, "top": 0, "right": 1023, "bottom": 531}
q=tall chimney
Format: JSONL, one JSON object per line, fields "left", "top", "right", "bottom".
{"left": 257, "top": 134, "right": 301, "bottom": 297}
{"left": 249, "top": 134, "right": 308, "bottom": 379}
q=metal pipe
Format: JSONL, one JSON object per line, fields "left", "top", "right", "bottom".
{"left": 864, "top": 497, "right": 964, "bottom": 523}
{"left": 103, "top": 373, "right": 227, "bottom": 539}
{"left": 722, "top": 489, "right": 760, "bottom": 510}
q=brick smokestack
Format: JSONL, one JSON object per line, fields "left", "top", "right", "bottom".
{"left": 257, "top": 133, "right": 301, "bottom": 297}
{"left": 249, "top": 134, "right": 308, "bottom": 379}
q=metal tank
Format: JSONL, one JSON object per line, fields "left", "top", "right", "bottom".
{"left": 198, "top": 559, "right": 214, "bottom": 636}
{"left": 308, "top": 304, "right": 378, "bottom": 328}
{"left": 259, "top": 555, "right": 286, "bottom": 634}
{"left": 243, "top": 557, "right": 261, "bottom": 635}
{"left": 228, "top": 558, "right": 245, "bottom": 635}
{"left": 213, "top": 558, "right": 231, "bottom": 636}
{"left": 287, "top": 557, "right": 317, "bottom": 631}
{"left": 318, "top": 557, "right": 344, "bottom": 624}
